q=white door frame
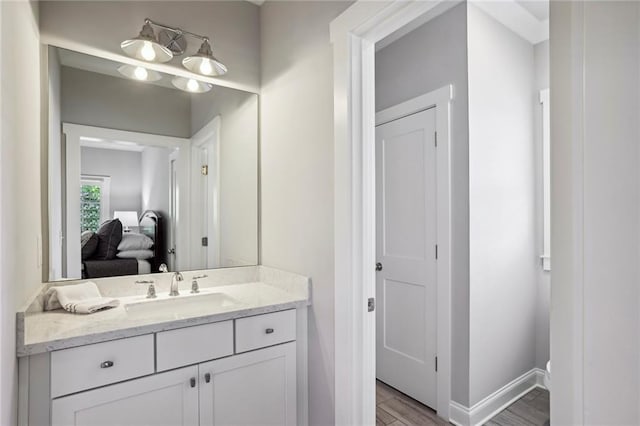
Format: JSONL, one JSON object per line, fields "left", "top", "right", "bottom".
{"left": 331, "top": 2, "right": 454, "bottom": 424}
{"left": 61, "top": 123, "right": 189, "bottom": 278}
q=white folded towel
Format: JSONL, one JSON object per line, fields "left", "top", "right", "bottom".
{"left": 44, "top": 282, "right": 120, "bottom": 314}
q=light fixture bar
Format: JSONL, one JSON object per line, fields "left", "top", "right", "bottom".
{"left": 144, "top": 18, "right": 209, "bottom": 42}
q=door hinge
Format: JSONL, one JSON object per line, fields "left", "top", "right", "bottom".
{"left": 435, "top": 244, "right": 438, "bottom": 260}
{"left": 435, "top": 356, "right": 438, "bottom": 372}
{"left": 368, "top": 297, "right": 375, "bottom": 312}
{"left": 201, "top": 165, "right": 209, "bottom": 176}
{"left": 435, "top": 131, "right": 438, "bottom": 147}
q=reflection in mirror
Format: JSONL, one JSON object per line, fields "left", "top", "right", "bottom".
{"left": 47, "top": 47, "right": 258, "bottom": 281}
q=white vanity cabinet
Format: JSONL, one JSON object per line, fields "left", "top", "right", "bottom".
{"left": 52, "top": 365, "right": 200, "bottom": 426}
{"left": 30, "top": 309, "right": 300, "bottom": 426}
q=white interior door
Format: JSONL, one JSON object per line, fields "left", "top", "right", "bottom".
{"left": 375, "top": 107, "right": 438, "bottom": 409}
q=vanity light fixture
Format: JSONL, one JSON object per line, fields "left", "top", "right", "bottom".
{"left": 182, "top": 40, "right": 227, "bottom": 77}
{"left": 171, "top": 76, "right": 213, "bottom": 93}
{"left": 122, "top": 18, "right": 228, "bottom": 77}
{"left": 117, "top": 64, "right": 162, "bottom": 82}
{"left": 120, "top": 21, "right": 173, "bottom": 63}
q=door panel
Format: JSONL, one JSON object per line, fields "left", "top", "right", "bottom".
{"left": 199, "top": 342, "right": 297, "bottom": 426}
{"left": 376, "top": 107, "right": 438, "bottom": 409}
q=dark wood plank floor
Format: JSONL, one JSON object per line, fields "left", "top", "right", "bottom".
{"left": 375, "top": 380, "right": 550, "bottom": 426}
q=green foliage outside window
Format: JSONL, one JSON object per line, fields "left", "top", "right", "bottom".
{"left": 81, "top": 184, "right": 101, "bottom": 232}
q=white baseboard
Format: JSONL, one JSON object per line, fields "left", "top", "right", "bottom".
{"left": 449, "top": 368, "right": 546, "bottom": 426}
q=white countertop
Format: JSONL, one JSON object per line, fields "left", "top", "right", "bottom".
{"left": 17, "top": 266, "right": 310, "bottom": 357}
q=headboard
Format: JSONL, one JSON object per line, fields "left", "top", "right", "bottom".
{"left": 139, "top": 210, "right": 166, "bottom": 273}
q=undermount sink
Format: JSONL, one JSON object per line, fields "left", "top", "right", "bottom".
{"left": 125, "top": 292, "right": 243, "bottom": 318}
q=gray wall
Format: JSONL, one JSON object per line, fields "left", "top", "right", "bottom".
{"left": 260, "top": 2, "right": 353, "bottom": 424}
{"left": 39, "top": 1, "right": 260, "bottom": 91}
{"left": 61, "top": 67, "right": 191, "bottom": 138}
{"left": 467, "top": 4, "right": 538, "bottom": 405}
{"left": 80, "top": 147, "right": 143, "bottom": 218}
{"left": 0, "top": 2, "right": 42, "bottom": 425}
{"left": 375, "top": 3, "right": 471, "bottom": 406}
{"left": 533, "top": 40, "right": 550, "bottom": 370}
{"left": 141, "top": 146, "right": 172, "bottom": 217}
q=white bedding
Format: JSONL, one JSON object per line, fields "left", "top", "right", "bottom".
{"left": 137, "top": 259, "right": 151, "bottom": 274}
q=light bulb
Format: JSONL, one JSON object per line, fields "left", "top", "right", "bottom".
{"left": 199, "top": 60, "right": 213, "bottom": 75}
{"left": 140, "top": 41, "right": 156, "bottom": 61}
{"left": 187, "top": 79, "right": 199, "bottom": 92}
{"left": 133, "top": 67, "right": 148, "bottom": 80}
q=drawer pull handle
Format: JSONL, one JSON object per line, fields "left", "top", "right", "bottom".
{"left": 205, "top": 373, "right": 211, "bottom": 383}
{"left": 190, "top": 377, "right": 196, "bottom": 388}
{"left": 265, "top": 328, "right": 274, "bottom": 334}
{"left": 100, "top": 361, "right": 114, "bottom": 369}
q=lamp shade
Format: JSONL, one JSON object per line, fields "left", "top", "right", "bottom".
{"left": 171, "top": 76, "right": 213, "bottom": 93}
{"left": 121, "top": 22, "right": 173, "bottom": 63}
{"left": 113, "top": 211, "right": 139, "bottom": 230}
{"left": 182, "top": 40, "right": 227, "bottom": 76}
{"left": 117, "top": 65, "right": 162, "bottom": 82}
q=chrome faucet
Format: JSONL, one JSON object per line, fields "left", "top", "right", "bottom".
{"left": 170, "top": 271, "right": 183, "bottom": 296}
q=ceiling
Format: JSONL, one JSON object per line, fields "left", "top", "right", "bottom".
{"left": 472, "top": 0, "right": 549, "bottom": 44}
{"left": 514, "top": 0, "right": 549, "bottom": 22}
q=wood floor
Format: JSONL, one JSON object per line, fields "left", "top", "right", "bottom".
{"left": 376, "top": 380, "right": 550, "bottom": 426}
{"left": 486, "top": 387, "right": 550, "bottom": 426}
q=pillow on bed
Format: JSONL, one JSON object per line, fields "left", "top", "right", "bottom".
{"left": 116, "top": 249, "right": 154, "bottom": 260}
{"left": 94, "top": 219, "right": 123, "bottom": 260}
{"left": 117, "top": 232, "right": 154, "bottom": 251}
{"left": 80, "top": 231, "right": 99, "bottom": 260}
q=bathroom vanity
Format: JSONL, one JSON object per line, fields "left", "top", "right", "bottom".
{"left": 17, "top": 266, "right": 310, "bottom": 426}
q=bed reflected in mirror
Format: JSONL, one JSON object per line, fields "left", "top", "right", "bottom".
{"left": 47, "top": 47, "right": 259, "bottom": 281}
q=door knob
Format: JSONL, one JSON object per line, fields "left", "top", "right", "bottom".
{"left": 376, "top": 262, "right": 383, "bottom": 272}
{"left": 168, "top": 248, "right": 176, "bottom": 255}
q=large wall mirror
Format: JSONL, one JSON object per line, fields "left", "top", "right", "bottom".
{"left": 47, "top": 46, "right": 258, "bottom": 281}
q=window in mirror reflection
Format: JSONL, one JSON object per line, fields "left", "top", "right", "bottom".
{"left": 80, "top": 176, "right": 111, "bottom": 233}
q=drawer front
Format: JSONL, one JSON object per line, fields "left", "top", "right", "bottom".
{"left": 156, "top": 321, "right": 233, "bottom": 371}
{"left": 51, "top": 334, "right": 154, "bottom": 398}
{"left": 235, "top": 309, "right": 297, "bottom": 353}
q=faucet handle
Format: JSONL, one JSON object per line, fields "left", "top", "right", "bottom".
{"left": 159, "top": 263, "right": 168, "bottom": 273}
{"left": 135, "top": 280, "right": 157, "bottom": 299}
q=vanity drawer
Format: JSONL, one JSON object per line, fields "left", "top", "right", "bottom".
{"left": 235, "top": 309, "right": 296, "bottom": 353}
{"left": 156, "top": 321, "right": 234, "bottom": 371}
{"left": 51, "top": 334, "right": 154, "bottom": 398}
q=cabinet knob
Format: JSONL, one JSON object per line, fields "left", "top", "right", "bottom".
{"left": 190, "top": 377, "right": 196, "bottom": 388}
{"left": 265, "top": 328, "right": 274, "bottom": 334}
{"left": 204, "top": 373, "right": 211, "bottom": 383}
{"left": 100, "top": 361, "right": 114, "bottom": 369}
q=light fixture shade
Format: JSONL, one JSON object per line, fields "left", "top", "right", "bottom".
{"left": 171, "top": 76, "right": 213, "bottom": 93}
{"left": 117, "top": 65, "right": 162, "bottom": 82}
{"left": 121, "top": 22, "right": 173, "bottom": 63}
{"left": 182, "top": 40, "right": 227, "bottom": 76}
{"left": 113, "top": 211, "right": 139, "bottom": 231}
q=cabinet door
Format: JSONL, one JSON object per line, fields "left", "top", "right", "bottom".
{"left": 52, "top": 365, "right": 199, "bottom": 426}
{"left": 199, "top": 342, "right": 297, "bottom": 426}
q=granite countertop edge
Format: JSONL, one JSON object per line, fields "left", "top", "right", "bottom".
{"left": 17, "top": 298, "right": 308, "bottom": 357}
